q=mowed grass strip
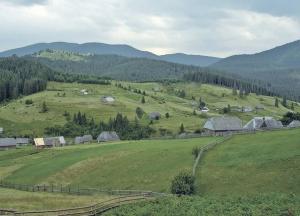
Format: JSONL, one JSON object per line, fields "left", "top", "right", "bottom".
{"left": 0, "top": 188, "right": 111, "bottom": 211}
{"left": 0, "top": 137, "right": 217, "bottom": 192}
{"left": 197, "top": 128, "right": 300, "bottom": 195}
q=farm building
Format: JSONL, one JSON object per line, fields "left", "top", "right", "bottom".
{"left": 0, "top": 138, "right": 17, "bottom": 150}
{"left": 288, "top": 120, "right": 300, "bottom": 128}
{"left": 74, "top": 135, "right": 93, "bottom": 144}
{"left": 203, "top": 116, "right": 243, "bottom": 135}
{"left": 34, "top": 136, "right": 66, "bottom": 148}
{"left": 149, "top": 112, "right": 161, "bottom": 120}
{"left": 0, "top": 128, "right": 3, "bottom": 134}
{"left": 200, "top": 107, "right": 209, "bottom": 112}
{"left": 101, "top": 96, "right": 115, "bottom": 103}
{"left": 255, "top": 105, "right": 265, "bottom": 110}
{"left": 16, "top": 138, "right": 30, "bottom": 146}
{"left": 97, "top": 131, "right": 120, "bottom": 142}
{"left": 243, "top": 117, "right": 283, "bottom": 130}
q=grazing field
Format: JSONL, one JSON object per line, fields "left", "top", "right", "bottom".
{"left": 0, "top": 188, "right": 111, "bottom": 211}
{"left": 196, "top": 128, "right": 300, "bottom": 195}
{"left": 0, "top": 137, "right": 218, "bottom": 192}
{"left": 104, "top": 193, "right": 300, "bottom": 216}
{"left": 0, "top": 81, "right": 297, "bottom": 137}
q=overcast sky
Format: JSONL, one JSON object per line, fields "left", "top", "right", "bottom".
{"left": 0, "top": 0, "right": 300, "bottom": 57}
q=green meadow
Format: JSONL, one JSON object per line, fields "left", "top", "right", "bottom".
{"left": 0, "top": 81, "right": 297, "bottom": 137}
{"left": 0, "top": 137, "right": 217, "bottom": 192}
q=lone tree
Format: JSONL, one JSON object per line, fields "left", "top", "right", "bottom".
{"left": 291, "top": 103, "right": 294, "bottom": 111}
{"left": 282, "top": 96, "right": 287, "bottom": 108}
{"left": 41, "top": 101, "right": 48, "bottom": 113}
{"left": 179, "top": 123, "right": 185, "bottom": 134}
{"left": 275, "top": 98, "right": 279, "bottom": 108}
{"left": 141, "top": 96, "right": 145, "bottom": 104}
{"left": 165, "top": 112, "right": 170, "bottom": 118}
{"left": 171, "top": 171, "right": 196, "bottom": 195}
{"left": 136, "top": 107, "right": 144, "bottom": 119}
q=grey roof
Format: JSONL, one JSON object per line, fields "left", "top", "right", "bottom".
{"left": 16, "top": 138, "right": 30, "bottom": 145}
{"left": 243, "top": 117, "right": 283, "bottom": 130}
{"left": 288, "top": 120, "right": 300, "bottom": 128}
{"left": 44, "top": 137, "right": 66, "bottom": 146}
{"left": 149, "top": 112, "right": 161, "bottom": 120}
{"left": 97, "top": 131, "right": 120, "bottom": 142}
{"left": 82, "top": 135, "right": 93, "bottom": 142}
{"left": 0, "top": 138, "right": 17, "bottom": 147}
{"left": 74, "top": 136, "right": 83, "bottom": 144}
{"left": 204, "top": 116, "right": 243, "bottom": 131}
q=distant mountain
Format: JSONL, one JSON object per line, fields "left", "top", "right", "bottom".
{"left": 160, "top": 53, "right": 220, "bottom": 66}
{"left": 0, "top": 42, "right": 220, "bottom": 67}
{"left": 211, "top": 40, "right": 300, "bottom": 101}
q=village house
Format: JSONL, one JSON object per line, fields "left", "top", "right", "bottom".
{"left": 0, "top": 138, "right": 17, "bottom": 150}
{"left": 243, "top": 117, "right": 283, "bottom": 130}
{"left": 15, "top": 138, "right": 30, "bottom": 146}
{"left": 101, "top": 96, "right": 115, "bottom": 103}
{"left": 149, "top": 112, "right": 161, "bottom": 120}
{"left": 74, "top": 135, "right": 93, "bottom": 144}
{"left": 288, "top": 120, "right": 300, "bottom": 128}
{"left": 203, "top": 116, "right": 243, "bottom": 135}
{"left": 34, "top": 136, "right": 66, "bottom": 148}
{"left": 97, "top": 131, "right": 120, "bottom": 142}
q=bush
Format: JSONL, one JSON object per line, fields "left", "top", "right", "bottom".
{"left": 25, "top": 99, "right": 33, "bottom": 105}
{"left": 171, "top": 171, "right": 196, "bottom": 195}
{"left": 192, "top": 146, "right": 201, "bottom": 159}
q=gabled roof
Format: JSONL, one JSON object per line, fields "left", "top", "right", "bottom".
{"left": 74, "top": 136, "right": 83, "bottom": 144}
{"left": 288, "top": 120, "right": 300, "bottom": 128}
{"left": 243, "top": 117, "right": 283, "bottom": 130}
{"left": 97, "top": 131, "right": 120, "bottom": 142}
{"left": 82, "top": 135, "right": 93, "bottom": 142}
{"left": 0, "top": 138, "right": 17, "bottom": 147}
{"left": 204, "top": 116, "right": 243, "bottom": 131}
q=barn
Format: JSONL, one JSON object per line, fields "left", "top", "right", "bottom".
{"left": 203, "top": 116, "right": 243, "bottom": 135}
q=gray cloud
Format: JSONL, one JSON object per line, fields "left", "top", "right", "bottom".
{"left": 0, "top": 0, "right": 299, "bottom": 57}
{"left": 1, "top": 0, "right": 48, "bottom": 5}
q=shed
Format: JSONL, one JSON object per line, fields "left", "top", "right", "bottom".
{"left": 200, "top": 107, "right": 209, "bottom": 112}
{"left": 243, "top": 117, "right": 283, "bottom": 130}
{"left": 82, "top": 135, "right": 93, "bottom": 143}
{"left": 74, "top": 136, "right": 83, "bottom": 144}
{"left": 101, "top": 96, "right": 115, "bottom": 103}
{"left": 16, "top": 138, "right": 30, "bottom": 146}
{"left": 34, "top": 138, "right": 45, "bottom": 148}
{"left": 149, "top": 112, "right": 161, "bottom": 120}
{"left": 97, "top": 131, "right": 120, "bottom": 142}
{"left": 288, "top": 120, "right": 300, "bottom": 128}
{"left": 203, "top": 116, "right": 243, "bottom": 132}
{"left": 0, "top": 138, "right": 17, "bottom": 150}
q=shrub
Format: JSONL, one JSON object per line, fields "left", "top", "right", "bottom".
{"left": 165, "top": 112, "right": 170, "bottom": 118}
{"left": 171, "top": 171, "right": 195, "bottom": 195}
{"left": 136, "top": 107, "right": 144, "bottom": 119}
{"left": 192, "top": 147, "right": 201, "bottom": 159}
{"left": 25, "top": 99, "right": 33, "bottom": 105}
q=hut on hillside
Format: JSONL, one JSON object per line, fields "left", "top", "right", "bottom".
{"left": 82, "top": 135, "right": 93, "bottom": 143}
{"left": 203, "top": 116, "right": 243, "bottom": 135}
{"left": 101, "top": 96, "right": 115, "bottom": 103}
{"left": 288, "top": 120, "right": 300, "bottom": 128}
{"left": 97, "top": 131, "right": 120, "bottom": 143}
{"left": 34, "top": 136, "right": 66, "bottom": 148}
{"left": 0, "top": 138, "right": 16, "bottom": 150}
{"left": 16, "top": 138, "right": 30, "bottom": 146}
{"left": 243, "top": 117, "right": 283, "bottom": 130}
{"left": 74, "top": 136, "right": 83, "bottom": 144}
{"left": 149, "top": 112, "right": 161, "bottom": 120}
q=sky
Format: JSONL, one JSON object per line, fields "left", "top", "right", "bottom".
{"left": 0, "top": 0, "right": 300, "bottom": 57}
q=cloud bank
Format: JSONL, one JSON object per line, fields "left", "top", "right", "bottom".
{"left": 0, "top": 0, "right": 299, "bottom": 57}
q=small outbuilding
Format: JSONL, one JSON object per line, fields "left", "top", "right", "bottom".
{"left": 243, "top": 117, "right": 283, "bottom": 130}
{"left": 74, "top": 136, "right": 83, "bottom": 144}
{"left": 0, "top": 128, "right": 3, "bottom": 134}
{"left": 82, "top": 135, "right": 93, "bottom": 143}
{"left": 97, "top": 131, "right": 120, "bottom": 143}
{"left": 16, "top": 138, "right": 30, "bottom": 146}
{"left": 203, "top": 116, "right": 243, "bottom": 134}
{"left": 288, "top": 120, "right": 300, "bottom": 128}
{"left": 101, "top": 96, "right": 115, "bottom": 103}
{"left": 0, "top": 138, "right": 17, "bottom": 150}
{"left": 149, "top": 112, "right": 161, "bottom": 120}
{"left": 200, "top": 107, "right": 209, "bottom": 112}
{"left": 34, "top": 136, "right": 66, "bottom": 148}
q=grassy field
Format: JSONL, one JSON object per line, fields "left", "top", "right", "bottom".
{"left": 0, "top": 81, "right": 297, "bottom": 136}
{"left": 104, "top": 193, "right": 300, "bottom": 216}
{"left": 196, "top": 128, "right": 300, "bottom": 196}
{"left": 0, "top": 137, "right": 218, "bottom": 192}
{"left": 0, "top": 188, "right": 111, "bottom": 211}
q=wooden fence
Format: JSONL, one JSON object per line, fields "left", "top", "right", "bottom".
{"left": 0, "top": 181, "right": 167, "bottom": 215}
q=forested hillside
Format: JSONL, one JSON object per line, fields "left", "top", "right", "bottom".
{"left": 212, "top": 40, "right": 300, "bottom": 101}
{"left": 0, "top": 57, "right": 51, "bottom": 102}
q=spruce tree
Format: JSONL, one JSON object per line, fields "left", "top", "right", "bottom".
{"left": 275, "top": 98, "right": 279, "bottom": 108}
{"left": 179, "top": 123, "right": 185, "bottom": 134}
{"left": 141, "top": 96, "right": 145, "bottom": 104}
